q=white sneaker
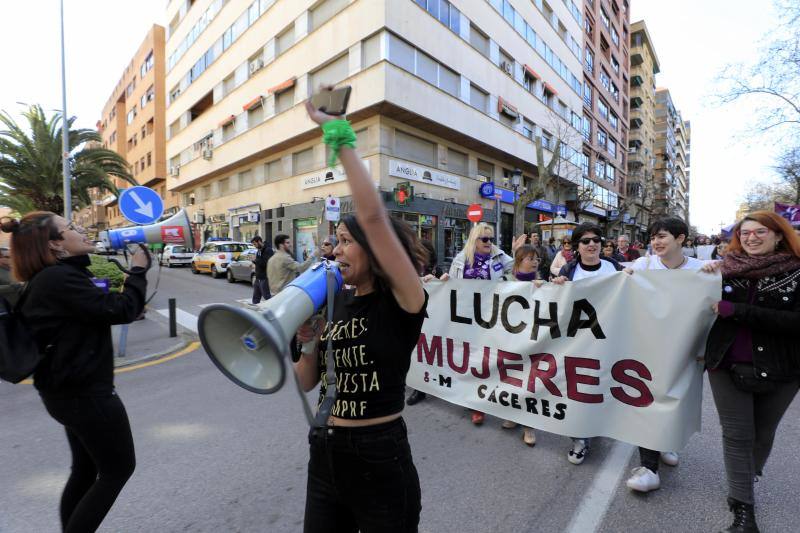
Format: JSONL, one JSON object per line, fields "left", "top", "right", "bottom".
{"left": 567, "top": 439, "right": 589, "bottom": 465}
{"left": 660, "top": 451, "right": 679, "bottom": 466}
{"left": 626, "top": 467, "right": 661, "bottom": 492}
{"left": 501, "top": 420, "right": 518, "bottom": 429}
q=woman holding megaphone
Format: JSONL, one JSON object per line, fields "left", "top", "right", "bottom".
{"left": 294, "top": 93, "right": 428, "bottom": 533}
{"left": 2, "top": 212, "right": 149, "bottom": 533}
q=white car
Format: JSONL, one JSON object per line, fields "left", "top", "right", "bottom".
{"left": 160, "top": 244, "right": 194, "bottom": 267}
{"left": 191, "top": 241, "right": 249, "bottom": 278}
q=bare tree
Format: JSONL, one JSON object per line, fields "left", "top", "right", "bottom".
{"left": 718, "top": 1, "right": 800, "bottom": 137}
{"left": 774, "top": 144, "right": 800, "bottom": 204}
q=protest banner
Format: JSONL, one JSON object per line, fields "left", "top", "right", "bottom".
{"left": 407, "top": 271, "right": 720, "bottom": 451}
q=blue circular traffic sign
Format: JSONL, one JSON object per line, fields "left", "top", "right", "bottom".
{"left": 118, "top": 186, "right": 164, "bottom": 225}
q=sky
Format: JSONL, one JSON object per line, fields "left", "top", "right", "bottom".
{"left": 0, "top": 0, "right": 784, "bottom": 235}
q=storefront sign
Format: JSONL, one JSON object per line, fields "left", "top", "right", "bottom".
{"left": 389, "top": 160, "right": 461, "bottom": 191}
{"left": 301, "top": 161, "right": 371, "bottom": 190}
{"left": 479, "top": 183, "right": 566, "bottom": 216}
{"left": 325, "top": 196, "right": 341, "bottom": 222}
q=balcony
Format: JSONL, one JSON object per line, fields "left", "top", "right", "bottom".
{"left": 631, "top": 52, "right": 644, "bottom": 66}
{"left": 630, "top": 96, "right": 643, "bottom": 108}
{"left": 631, "top": 75, "right": 643, "bottom": 87}
{"left": 630, "top": 117, "right": 643, "bottom": 129}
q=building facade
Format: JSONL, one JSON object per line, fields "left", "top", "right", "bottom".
{"left": 164, "top": 0, "right": 603, "bottom": 263}
{"left": 581, "top": 0, "right": 630, "bottom": 227}
{"left": 98, "top": 24, "right": 177, "bottom": 229}
{"left": 654, "top": 88, "right": 690, "bottom": 222}
{"left": 626, "top": 19, "right": 659, "bottom": 239}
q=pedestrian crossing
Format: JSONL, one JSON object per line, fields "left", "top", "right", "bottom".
{"left": 155, "top": 300, "right": 257, "bottom": 335}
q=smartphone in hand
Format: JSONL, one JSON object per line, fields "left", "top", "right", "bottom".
{"left": 310, "top": 86, "right": 351, "bottom": 116}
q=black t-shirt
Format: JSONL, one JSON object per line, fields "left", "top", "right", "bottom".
{"left": 317, "top": 287, "right": 427, "bottom": 419}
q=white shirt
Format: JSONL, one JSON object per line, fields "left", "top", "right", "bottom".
{"left": 572, "top": 260, "right": 619, "bottom": 281}
{"left": 631, "top": 255, "right": 706, "bottom": 271}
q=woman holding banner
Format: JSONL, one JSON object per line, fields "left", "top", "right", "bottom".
{"left": 294, "top": 96, "right": 428, "bottom": 533}
{"left": 702, "top": 211, "right": 800, "bottom": 533}
{"left": 441, "top": 222, "right": 521, "bottom": 425}
{"left": 2, "top": 213, "right": 148, "bottom": 533}
{"left": 552, "top": 223, "right": 623, "bottom": 465}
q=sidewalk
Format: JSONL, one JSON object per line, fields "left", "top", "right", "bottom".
{"left": 112, "top": 314, "right": 191, "bottom": 368}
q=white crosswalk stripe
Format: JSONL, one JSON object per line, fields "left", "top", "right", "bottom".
{"left": 155, "top": 307, "right": 198, "bottom": 333}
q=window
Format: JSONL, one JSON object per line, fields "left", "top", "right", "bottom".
{"left": 595, "top": 160, "right": 605, "bottom": 179}
{"left": 265, "top": 159, "right": 283, "bottom": 181}
{"left": 170, "top": 85, "right": 181, "bottom": 103}
{"left": 608, "top": 139, "right": 617, "bottom": 157}
{"left": 609, "top": 112, "right": 618, "bottom": 130}
{"left": 140, "top": 51, "right": 154, "bottom": 78}
{"left": 600, "top": 70, "right": 611, "bottom": 92}
{"left": 600, "top": 8, "right": 610, "bottom": 28}
{"left": 141, "top": 85, "right": 155, "bottom": 109}
{"left": 469, "top": 83, "right": 488, "bottom": 113}
{"left": 522, "top": 118, "right": 535, "bottom": 140}
{"left": 222, "top": 74, "right": 236, "bottom": 96}
{"left": 126, "top": 105, "right": 137, "bottom": 124}
{"left": 219, "top": 178, "right": 230, "bottom": 195}
{"left": 542, "top": 131, "right": 553, "bottom": 151}
{"left": 276, "top": 26, "right": 294, "bottom": 56}
{"left": 611, "top": 56, "right": 620, "bottom": 74}
{"left": 582, "top": 115, "right": 591, "bottom": 141}
{"left": 169, "top": 120, "right": 180, "bottom": 138}
{"left": 311, "top": 54, "right": 349, "bottom": 88}
{"left": 469, "top": 24, "right": 490, "bottom": 57}
{"left": 611, "top": 82, "right": 619, "bottom": 102}
{"left": 395, "top": 130, "right": 436, "bottom": 166}
{"left": 222, "top": 120, "right": 235, "bottom": 142}
{"left": 239, "top": 169, "right": 253, "bottom": 190}
{"left": 597, "top": 127, "right": 607, "bottom": 146}
{"left": 362, "top": 32, "right": 381, "bottom": 69}
{"left": 583, "top": 81, "right": 592, "bottom": 107}
{"left": 388, "top": 33, "right": 415, "bottom": 72}
{"left": 439, "top": 64, "right": 460, "bottom": 97}
{"left": 147, "top": 152, "right": 152, "bottom": 167}
{"left": 417, "top": 50, "right": 438, "bottom": 85}
{"left": 275, "top": 86, "right": 295, "bottom": 113}
{"left": 611, "top": 26, "right": 619, "bottom": 46}
{"left": 584, "top": 47, "right": 593, "bottom": 73}
{"left": 606, "top": 164, "right": 616, "bottom": 182}
{"left": 311, "top": 0, "right": 349, "bottom": 30}
{"left": 447, "top": 148, "right": 468, "bottom": 175}
{"left": 247, "top": 104, "right": 263, "bottom": 126}
{"left": 477, "top": 158, "right": 493, "bottom": 181}
{"left": 293, "top": 147, "right": 315, "bottom": 174}
{"left": 598, "top": 99, "right": 609, "bottom": 120}
{"left": 581, "top": 152, "right": 590, "bottom": 177}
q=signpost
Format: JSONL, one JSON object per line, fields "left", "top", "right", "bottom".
{"left": 324, "top": 196, "right": 340, "bottom": 222}
{"left": 118, "top": 186, "right": 164, "bottom": 225}
{"left": 467, "top": 203, "right": 484, "bottom": 223}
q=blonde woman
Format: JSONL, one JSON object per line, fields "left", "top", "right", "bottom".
{"left": 442, "top": 223, "right": 522, "bottom": 425}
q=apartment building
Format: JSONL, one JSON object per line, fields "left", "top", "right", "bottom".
{"left": 581, "top": 0, "right": 630, "bottom": 228}
{"left": 626, "top": 19, "right": 659, "bottom": 240}
{"left": 97, "top": 25, "right": 176, "bottom": 229}
{"left": 165, "top": 0, "right": 596, "bottom": 263}
{"left": 654, "top": 88, "right": 690, "bottom": 221}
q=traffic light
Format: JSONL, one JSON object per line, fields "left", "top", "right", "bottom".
{"left": 393, "top": 181, "right": 414, "bottom": 207}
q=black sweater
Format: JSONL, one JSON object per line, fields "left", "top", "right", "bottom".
{"left": 20, "top": 255, "right": 147, "bottom": 395}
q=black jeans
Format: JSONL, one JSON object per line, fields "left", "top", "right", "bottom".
{"left": 40, "top": 391, "right": 136, "bottom": 533}
{"left": 708, "top": 370, "right": 799, "bottom": 504}
{"left": 304, "top": 417, "right": 421, "bottom": 533}
{"left": 252, "top": 278, "right": 270, "bottom": 304}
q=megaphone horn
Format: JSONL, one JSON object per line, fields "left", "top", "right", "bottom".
{"left": 99, "top": 208, "right": 194, "bottom": 250}
{"left": 198, "top": 261, "right": 342, "bottom": 394}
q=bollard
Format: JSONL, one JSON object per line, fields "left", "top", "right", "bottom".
{"left": 169, "top": 298, "right": 177, "bottom": 338}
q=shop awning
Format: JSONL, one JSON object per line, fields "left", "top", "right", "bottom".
{"left": 497, "top": 97, "right": 519, "bottom": 119}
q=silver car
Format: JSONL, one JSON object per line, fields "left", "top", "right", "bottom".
{"left": 160, "top": 244, "right": 194, "bottom": 267}
{"left": 227, "top": 247, "right": 257, "bottom": 285}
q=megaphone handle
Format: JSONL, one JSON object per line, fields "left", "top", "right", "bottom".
{"left": 312, "top": 269, "right": 338, "bottom": 428}
{"left": 107, "top": 243, "right": 153, "bottom": 275}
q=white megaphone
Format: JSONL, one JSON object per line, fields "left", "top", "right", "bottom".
{"left": 98, "top": 209, "right": 194, "bottom": 250}
{"left": 198, "top": 261, "right": 343, "bottom": 394}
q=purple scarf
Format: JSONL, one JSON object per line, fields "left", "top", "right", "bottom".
{"left": 721, "top": 251, "right": 800, "bottom": 279}
{"left": 464, "top": 252, "right": 491, "bottom": 280}
{"left": 514, "top": 270, "right": 538, "bottom": 282}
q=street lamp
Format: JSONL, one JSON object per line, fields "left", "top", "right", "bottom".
{"left": 511, "top": 168, "right": 522, "bottom": 236}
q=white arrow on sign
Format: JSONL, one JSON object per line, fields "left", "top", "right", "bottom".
{"left": 129, "top": 191, "right": 154, "bottom": 219}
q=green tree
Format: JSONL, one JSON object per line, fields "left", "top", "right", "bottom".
{"left": 0, "top": 105, "right": 136, "bottom": 215}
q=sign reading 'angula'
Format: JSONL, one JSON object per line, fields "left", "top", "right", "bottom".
{"left": 389, "top": 160, "right": 461, "bottom": 190}
{"left": 301, "top": 160, "right": 372, "bottom": 189}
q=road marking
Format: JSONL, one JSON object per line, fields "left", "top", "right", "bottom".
{"left": 18, "top": 341, "right": 201, "bottom": 384}
{"left": 564, "top": 441, "right": 635, "bottom": 533}
{"left": 197, "top": 303, "right": 226, "bottom": 308}
{"left": 156, "top": 307, "right": 198, "bottom": 333}
{"left": 115, "top": 341, "right": 201, "bottom": 374}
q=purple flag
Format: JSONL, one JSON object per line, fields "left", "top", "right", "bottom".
{"left": 774, "top": 202, "right": 800, "bottom": 226}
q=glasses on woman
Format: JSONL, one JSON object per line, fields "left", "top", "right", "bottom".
{"left": 738, "top": 228, "right": 771, "bottom": 239}
{"left": 478, "top": 237, "right": 495, "bottom": 243}
{"left": 60, "top": 222, "right": 87, "bottom": 236}
{"left": 578, "top": 237, "right": 603, "bottom": 245}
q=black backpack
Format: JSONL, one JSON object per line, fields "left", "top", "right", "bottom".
{"left": 0, "top": 286, "right": 42, "bottom": 384}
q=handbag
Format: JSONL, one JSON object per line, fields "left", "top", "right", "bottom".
{"left": 729, "top": 363, "right": 776, "bottom": 394}
{"left": 0, "top": 286, "right": 43, "bottom": 384}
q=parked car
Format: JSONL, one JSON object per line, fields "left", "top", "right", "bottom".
{"left": 227, "top": 247, "right": 257, "bottom": 284}
{"left": 160, "top": 244, "right": 194, "bottom": 267}
{"left": 191, "top": 241, "right": 249, "bottom": 278}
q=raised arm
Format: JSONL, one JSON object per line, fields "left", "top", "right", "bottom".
{"left": 306, "top": 100, "right": 424, "bottom": 313}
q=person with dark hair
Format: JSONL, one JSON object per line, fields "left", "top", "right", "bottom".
{"left": 319, "top": 235, "right": 338, "bottom": 261}
{"left": 293, "top": 97, "right": 428, "bottom": 532}
{"left": 552, "top": 222, "right": 623, "bottom": 465}
{"left": 683, "top": 237, "right": 697, "bottom": 258}
{"left": 267, "top": 233, "right": 317, "bottom": 296}
{"left": 701, "top": 211, "right": 800, "bottom": 533}
{"left": 1, "top": 212, "right": 148, "bottom": 532}
{"left": 623, "top": 216, "right": 707, "bottom": 493}
{"left": 712, "top": 240, "right": 729, "bottom": 260}
{"left": 250, "top": 236, "right": 273, "bottom": 304}
{"left": 0, "top": 245, "right": 24, "bottom": 306}
{"left": 549, "top": 236, "right": 575, "bottom": 278}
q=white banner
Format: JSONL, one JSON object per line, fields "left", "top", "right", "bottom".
{"left": 407, "top": 271, "right": 720, "bottom": 451}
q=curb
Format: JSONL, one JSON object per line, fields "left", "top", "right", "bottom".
{"left": 113, "top": 337, "right": 191, "bottom": 368}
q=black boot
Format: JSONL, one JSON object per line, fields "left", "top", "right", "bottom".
{"left": 406, "top": 390, "right": 427, "bottom": 406}
{"left": 721, "top": 498, "right": 759, "bottom": 533}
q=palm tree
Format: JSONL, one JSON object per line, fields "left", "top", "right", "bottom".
{"left": 0, "top": 104, "right": 136, "bottom": 215}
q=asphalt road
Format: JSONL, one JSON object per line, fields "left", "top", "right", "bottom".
{"left": 2, "top": 266, "right": 799, "bottom": 532}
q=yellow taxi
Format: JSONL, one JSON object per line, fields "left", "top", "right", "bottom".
{"left": 190, "top": 241, "right": 249, "bottom": 278}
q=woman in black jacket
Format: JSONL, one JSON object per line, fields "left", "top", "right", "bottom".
{"left": 702, "top": 211, "right": 800, "bottom": 533}
{"left": 2, "top": 212, "right": 149, "bottom": 533}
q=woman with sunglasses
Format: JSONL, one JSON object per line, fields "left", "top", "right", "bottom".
{"left": 701, "top": 211, "right": 800, "bottom": 533}
{"left": 549, "top": 237, "right": 575, "bottom": 278}
{"left": 2, "top": 213, "right": 149, "bottom": 532}
{"left": 442, "top": 222, "right": 521, "bottom": 425}
{"left": 552, "top": 223, "right": 624, "bottom": 464}
{"left": 320, "top": 235, "right": 337, "bottom": 261}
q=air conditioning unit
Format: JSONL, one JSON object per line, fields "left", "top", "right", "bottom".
{"left": 193, "top": 212, "right": 205, "bottom": 224}
{"left": 169, "top": 165, "right": 180, "bottom": 177}
{"left": 249, "top": 58, "right": 264, "bottom": 75}
{"left": 202, "top": 148, "right": 213, "bottom": 160}
{"left": 500, "top": 61, "right": 513, "bottom": 76}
